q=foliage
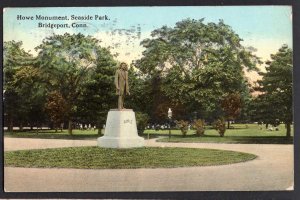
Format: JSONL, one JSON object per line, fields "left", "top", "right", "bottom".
{"left": 35, "top": 33, "right": 116, "bottom": 134}
{"left": 75, "top": 48, "right": 117, "bottom": 128}
{"left": 248, "top": 95, "right": 279, "bottom": 126}
{"left": 192, "top": 119, "right": 205, "bottom": 136}
{"left": 44, "top": 91, "right": 68, "bottom": 132}
{"left": 125, "top": 68, "right": 152, "bottom": 114}
{"left": 255, "top": 45, "right": 293, "bottom": 137}
{"left": 176, "top": 120, "right": 189, "bottom": 137}
{"left": 3, "top": 41, "right": 46, "bottom": 131}
{"left": 134, "top": 19, "right": 261, "bottom": 119}
{"left": 213, "top": 118, "right": 226, "bottom": 137}
{"left": 135, "top": 112, "right": 150, "bottom": 135}
{"left": 221, "top": 92, "right": 242, "bottom": 128}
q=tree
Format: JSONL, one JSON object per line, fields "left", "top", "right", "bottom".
{"left": 256, "top": 45, "right": 293, "bottom": 137}
{"left": 35, "top": 33, "right": 115, "bottom": 134}
{"left": 12, "top": 65, "right": 47, "bottom": 130}
{"left": 3, "top": 41, "right": 36, "bottom": 131}
{"left": 45, "top": 91, "right": 68, "bottom": 132}
{"left": 75, "top": 48, "right": 117, "bottom": 128}
{"left": 221, "top": 92, "right": 242, "bottom": 128}
{"left": 134, "top": 19, "right": 260, "bottom": 120}
{"left": 248, "top": 95, "right": 278, "bottom": 128}
{"left": 125, "top": 67, "right": 153, "bottom": 114}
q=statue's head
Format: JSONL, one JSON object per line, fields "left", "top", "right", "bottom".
{"left": 120, "top": 62, "right": 128, "bottom": 71}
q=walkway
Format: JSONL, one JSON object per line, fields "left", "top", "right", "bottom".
{"left": 4, "top": 137, "right": 294, "bottom": 192}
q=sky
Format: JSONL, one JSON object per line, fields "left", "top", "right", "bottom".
{"left": 3, "top": 6, "right": 293, "bottom": 82}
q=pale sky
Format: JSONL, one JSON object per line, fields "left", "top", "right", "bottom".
{"left": 3, "top": 6, "right": 293, "bottom": 82}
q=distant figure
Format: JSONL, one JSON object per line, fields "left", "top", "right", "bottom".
{"left": 80, "top": 124, "right": 83, "bottom": 130}
{"left": 115, "top": 62, "right": 130, "bottom": 109}
{"left": 60, "top": 123, "right": 64, "bottom": 132}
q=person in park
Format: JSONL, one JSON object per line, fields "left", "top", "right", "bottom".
{"left": 115, "top": 62, "right": 130, "bottom": 109}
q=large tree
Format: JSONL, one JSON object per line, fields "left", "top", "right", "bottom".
{"left": 12, "top": 65, "right": 47, "bottom": 130}
{"left": 3, "top": 41, "right": 41, "bottom": 131}
{"left": 35, "top": 33, "right": 115, "bottom": 134}
{"left": 256, "top": 45, "right": 293, "bottom": 137}
{"left": 134, "top": 19, "right": 261, "bottom": 120}
{"left": 75, "top": 48, "right": 117, "bottom": 128}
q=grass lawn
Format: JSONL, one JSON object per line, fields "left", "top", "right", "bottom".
{"left": 4, "top": 147, "right": 257, "bottom": 169}
{"left": 4, "top": 129, "right": 100, "bottom": 140}
{"left": 4, "top": 124, "right": 293, "bottom": 144}
{"left": 144, "top": 124, "right": 293, "bottom": 144}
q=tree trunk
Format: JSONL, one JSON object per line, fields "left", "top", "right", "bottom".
{"left": 265, "top": 123, "right": 269, "bottom": 129}
{"left": 286, "top": 122, "right": 291, "bottom": 137}
{"left": 68, "top": 119, "right": 73, "bottom": 135}
{"left": 19, "top": 121, "right": 23, "bottom": 131}
{"left": 227, "top": 121, "right": 230, "bottom": 129}
{"left": 8, "top": 115, "right": 13, "bottom": 132}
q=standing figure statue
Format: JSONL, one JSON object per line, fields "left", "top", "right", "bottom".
{"left": 115, "top": 62, "right": 130, "bottom": 109}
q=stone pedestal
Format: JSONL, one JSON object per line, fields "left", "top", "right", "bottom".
{"left": 97, "top": 109, "right": 145, "bottom": 148}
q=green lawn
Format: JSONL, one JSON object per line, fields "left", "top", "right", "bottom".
{"left": 4, "top": 124, "right": 294, "bottom": 144}
{"left": 4, "top": 146, "right": 257, "bottom": 169}
{"left": 144, "top": 124, "right": 294, "bottom": 144}
{"left": 4, "top": 129, "right": 100, "bottom": 140}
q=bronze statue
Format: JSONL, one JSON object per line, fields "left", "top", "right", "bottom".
{"left": 115, "top": 62, "right": 130, "bottom": 109}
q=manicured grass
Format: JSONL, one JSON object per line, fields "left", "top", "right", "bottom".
{"left": 4, "top": 147, "right": 257, "bottom": 169}
{"left": 157, "top": 135, "right": 293, "bottom": 144}
{"left": 144, "top": 124, "right": 293, "bottom": 144}
{"left": 4, "top": 129, "right": 101, "bottom": 140}
{"left": 4, "top": 124, "right": 294, "bottom": 144}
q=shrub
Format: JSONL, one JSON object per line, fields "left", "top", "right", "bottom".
{"left": 193, "top": 119, "right": 205, "bottom": 136}
{"left": 176, "top": 120, "right": 189, "bottom": 137}
{"left": 136, "top": 112, "right": 149, "bottom": 135}
{"left": 213, "top": 118, "right": 226, "bottom": 137}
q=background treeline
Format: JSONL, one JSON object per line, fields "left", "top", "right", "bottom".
{"left": 3, "top": 19, "right": 293, "bottom": 136}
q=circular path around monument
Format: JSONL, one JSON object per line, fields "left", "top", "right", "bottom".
{"left": 4, "top": 137, "right": 293, "bottom": 191}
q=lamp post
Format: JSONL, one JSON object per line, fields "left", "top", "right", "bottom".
{"left": 168, "top": 108, "right": 172, "bottom": 141}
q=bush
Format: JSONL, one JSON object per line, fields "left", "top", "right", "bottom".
{"left": 213, "top": 118, "right": 226, "bottom": 137}
{"left": 193, "top": 119, "right": 205, "bottom": 136}
{"left": 176, "top": 120, "right": 189, "bottom": 137}
{"left": 136, "top": 112, "right": 149, "bottom": 135}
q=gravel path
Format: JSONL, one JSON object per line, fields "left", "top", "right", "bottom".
{"left": 4, "top": 137, "right": 294, "bottom": 192}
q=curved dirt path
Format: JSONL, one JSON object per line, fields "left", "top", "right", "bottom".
{"left": 4, "top": 137, "right": 293, "bottom": 192}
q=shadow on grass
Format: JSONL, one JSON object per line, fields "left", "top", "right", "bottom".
{"left": 227, "top": 136, "right": 293, "bottom": 144}
{"left": 4, "top": 132, "right": 100, "bottom": 140}
{"left": 157, "top": 134, "right": 293, "bottom": 144}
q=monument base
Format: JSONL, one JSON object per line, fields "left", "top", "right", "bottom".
{"left": 97, "top": 109, "right": 145, "bottom": 148}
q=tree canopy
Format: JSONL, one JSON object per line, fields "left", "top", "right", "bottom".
{"left": 134, "top": 19, "right": 261, "bottom": 120}
{"left": 3, "top": 19, "right": 293, "bottom": 137}
{"left": 34, "top": 33, "right": 116, "bottom": 134}
{"left": 254, "top": 45, "right": 293, "bottom": 136}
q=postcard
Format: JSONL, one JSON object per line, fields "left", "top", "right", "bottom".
{"left": 3, "top": 6, "right": 294, "bottom": 194}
